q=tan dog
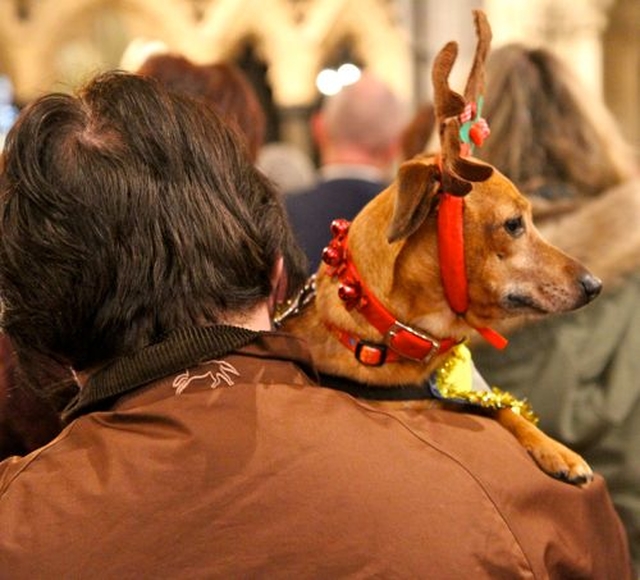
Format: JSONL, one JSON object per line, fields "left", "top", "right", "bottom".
{"left": 279, "top": 11, "right": 602, "bottom": 485}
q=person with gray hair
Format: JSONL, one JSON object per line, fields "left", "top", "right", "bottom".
{"left": 285, "top": 72, "right": 409, "bottom": 272}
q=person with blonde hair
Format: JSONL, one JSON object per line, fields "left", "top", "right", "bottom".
{"left": 472, "top": 43, "right": 640, "bottom": 572}
{"left": 477, "top": 43, "right": 636, "bottom": 200}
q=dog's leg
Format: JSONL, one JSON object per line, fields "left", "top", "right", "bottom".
{"left": 495, "top": 408, "right": 593, "bottom": 485}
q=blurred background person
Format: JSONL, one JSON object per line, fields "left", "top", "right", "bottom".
{"left": 257, "top": 141, "right": 317, "bottom": 196}
{"left": 285, "top": 72, "right": 410, "bottom": 272}
{"left": 471, "top": 43, "right": 640, "bottom": 571}
{"left": 399, "top": 100, "right": 435, "bottom": 160}
{"left": 137, "top": 52, "right": 266, "bottom": 162}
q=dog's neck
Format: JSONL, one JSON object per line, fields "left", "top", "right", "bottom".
{"left": 290, "top": 274, "right": 464, "bottom": 387}
{"left": 283, "top": 191, "right": 472, "bottom": 387}
{"left": 320, "top": 223, "right": 460, "bottom": 367}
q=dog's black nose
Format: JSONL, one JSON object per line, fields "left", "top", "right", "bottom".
{"left": 580, "top": 273, "right": 602, "bottom": 303}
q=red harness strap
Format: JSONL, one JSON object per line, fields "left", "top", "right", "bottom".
{"left": 437, "top": 194, "right": 508, "bottom": 350}
{"left": 438, "top": 193, "right": 468, "bottom": 314}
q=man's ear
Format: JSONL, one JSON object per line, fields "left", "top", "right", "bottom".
{"left": 387, "top": 159, "right": 441, "bottom": 243}
{"left": 268, "top": 255, "right": 286, "bottom": 316}
{"left": 310, "top": 112, "right": 326, "bottom": 147}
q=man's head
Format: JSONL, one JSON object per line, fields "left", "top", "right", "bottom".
{"left": 0, "top": 71, "right": 306, "bottom": 372}
{"left": 312, "top": 72, "right": 409, "bottom": 174}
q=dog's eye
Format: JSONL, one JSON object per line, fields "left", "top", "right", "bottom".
{"left": 504, "top": 216, "right": 524, "bottom": 237}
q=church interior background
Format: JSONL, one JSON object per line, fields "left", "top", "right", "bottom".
{"left": 0, "top": 0, "right": 638, "bottom": 157}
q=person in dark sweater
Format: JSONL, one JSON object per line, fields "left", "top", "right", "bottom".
{"left": 286, "top": 72, "right": 409, "bottom": 272}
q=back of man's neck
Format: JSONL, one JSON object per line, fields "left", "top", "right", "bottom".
{"left": 319, "top": 164, "right": 387, "bottom": 183}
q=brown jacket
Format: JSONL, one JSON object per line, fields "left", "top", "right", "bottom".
{"left": 0, "top": 333, "right": 73, "bottom": 459}
{"left": 0, "top": 328, "right": 632, "bottom": 579}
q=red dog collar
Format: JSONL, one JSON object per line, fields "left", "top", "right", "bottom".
{"left": 321, "top": 219, "right": 459, "bottom": 366}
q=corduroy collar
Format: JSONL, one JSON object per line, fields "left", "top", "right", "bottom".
{"left": 63, "top": 325, "right": 260, "bottom": 422}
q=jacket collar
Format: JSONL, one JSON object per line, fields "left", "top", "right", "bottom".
{"left": 63, "top": 326, "right": 315, "bottom": 422}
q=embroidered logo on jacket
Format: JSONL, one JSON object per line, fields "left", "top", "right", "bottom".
{"left": 172, "top": 361, "right": 240, "bottom": 395}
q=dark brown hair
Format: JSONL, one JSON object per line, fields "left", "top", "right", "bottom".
{"left": 138, "top": 54, "right": 266, "bottom": 160}
{"left": 0, "top": 71, "right": 305, "bottom": 371}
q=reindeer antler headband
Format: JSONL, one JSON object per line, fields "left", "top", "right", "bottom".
{"left": 433, "top": 10, "right": 493, "bottom": 195}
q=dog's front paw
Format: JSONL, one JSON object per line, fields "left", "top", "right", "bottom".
{"left": 527, "top": 439, "right": 593, "bottom": 486}
{"left": 495, "top": 408, "right": 593, "bottom": 486}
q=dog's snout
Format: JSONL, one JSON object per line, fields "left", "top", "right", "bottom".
{"left": 580, "top": 273, "right": 602, "bottom": 303}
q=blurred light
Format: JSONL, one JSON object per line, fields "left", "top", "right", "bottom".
{"left": 316, "top": 68, "right": 342, "bottom": 96}
{"left": 337, "top": 63, "right": 361, "bottom": 86}
{"left": 316, "top": 63, "right": 361, "bottom": 96}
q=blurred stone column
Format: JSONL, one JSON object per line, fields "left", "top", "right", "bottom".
{"left": 603, "top": 0, "right": 640, "bottom": 151}
{"left": 485, "top": 0, "right": 614, "bottom": 98}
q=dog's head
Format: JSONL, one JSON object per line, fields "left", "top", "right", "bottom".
{"left": 366, "top": 9, "right": 601, "bottom": 338}
{"left": 378, "top": 154, "right": 602, "bottom": 334}
{"left": 331, "top": 8, "right": 601, "bottom": 346}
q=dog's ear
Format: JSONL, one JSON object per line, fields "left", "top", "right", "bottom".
{"left": 387, "top": 159, "right": 441, "bottom": 243}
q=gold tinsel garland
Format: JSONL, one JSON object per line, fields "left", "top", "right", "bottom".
{"left": 433, "top": 344, "right": 539, "bottom": 425}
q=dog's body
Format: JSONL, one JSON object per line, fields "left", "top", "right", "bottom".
{"left": 281, "top": 155, "right": 601, "bottom": 484}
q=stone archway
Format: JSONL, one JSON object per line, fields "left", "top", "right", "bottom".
{"left": 1, "top": 0, "right": 634, "bottom": 149}
{"left": 0, "top": 0, "right": 412, "bottom": 109}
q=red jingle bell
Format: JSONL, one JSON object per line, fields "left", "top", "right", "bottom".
{"left": 330, "top": 219, "right": 350, "bottom": 237}
{"left": 338, "top": 281, "right": 362, "bottom": 308}
{"left": 322, "top": 244, "right": 343, "bottom": 267}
